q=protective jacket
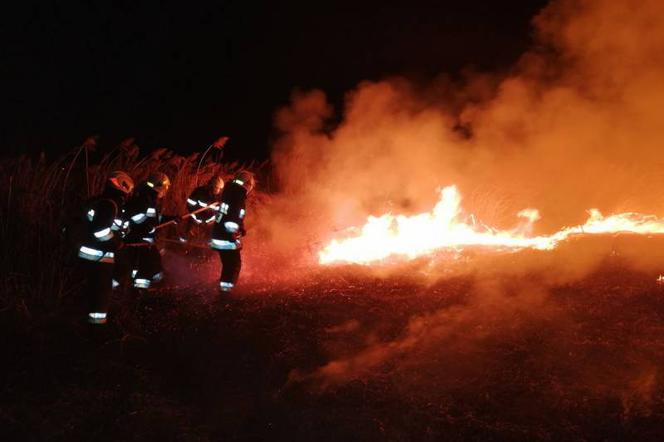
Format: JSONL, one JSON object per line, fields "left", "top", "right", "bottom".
{"left": 123, "top": 185, "right": 174, "bottom": 289}
{"left": 124, "top": 186, "right": 162, "bottom": 244}
{"left": 76, "top": 190, "right": 125, "bottom": 263}
{"left": 210, "top": 180, "right": 247, "bottom": 250}
{"left": 186, "top": 186, "right": 221, "bottom": 224}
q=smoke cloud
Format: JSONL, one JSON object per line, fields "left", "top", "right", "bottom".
{"left": 262, "top": 0, "right": 664, "bottom": 262}
{"left": 256, "top": 0, "right": 664, "bottom": 410}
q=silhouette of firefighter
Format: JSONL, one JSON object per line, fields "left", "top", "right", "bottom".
{"left": 122, "top": 172, "right": 177, "bottom": 290}
{"left": 209, "top": 171, "right": 254, "bottom": 292}
{"left": 73, "top": 171, "right": 134, "bottom": 325}
{"left": 179, "top": 175, "right": 224, "bottom": 244}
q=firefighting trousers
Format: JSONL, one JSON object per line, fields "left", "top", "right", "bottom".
{"left": 134, "top": 244, "right": 163, "bottom": 288}
{"left": 218, "top": 249, "right": 241, "bottom": 285}
{"left": 112, "top": 247, "right": 132, "bottom": 288}
{"left": 117, "top": 244, "right": 163, "bottom": 288}
{"left": 81, "top": 259, "right": 114, "bottom": 316}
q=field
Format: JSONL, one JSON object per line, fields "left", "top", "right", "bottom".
{"left": 2, "top": 147, "right": 664, "bottom": 441}
{"left": 2, "top": 242, "right": 664, "bottom": 441}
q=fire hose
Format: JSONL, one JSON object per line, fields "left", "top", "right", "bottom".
{"left": 123, "top": 203, "right": 219, "bottom": 248}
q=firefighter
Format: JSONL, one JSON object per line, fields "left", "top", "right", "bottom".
{"left": 179, "top": 175, "right": 225, "bottom": 243}
{"left": 123, "top": 172, "right": 175, "bottom": 290}
{"left": 75, "top": 170, "right": 134, "bottom": 325}
{"left": 209, "top": 171, "right": 254, "bottom": 292}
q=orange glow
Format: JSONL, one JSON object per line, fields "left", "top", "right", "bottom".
{"left": 319, "top": 186, "right": 664, "bottom": 265}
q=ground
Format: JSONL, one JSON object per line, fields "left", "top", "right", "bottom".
{"left": 2, "top": 242, "right": 664, "bottom": 441}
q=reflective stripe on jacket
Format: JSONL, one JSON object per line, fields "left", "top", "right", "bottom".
{"left": 187, "top": 186, "right": 221, "bottom": 224}
{"left": 124, "top": 187, "right": 160, "bottom": 243}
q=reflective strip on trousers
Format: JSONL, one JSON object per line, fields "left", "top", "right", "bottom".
{"left": 224, "top": 221, "right": 239, "bottom": 233}
{"left": 134, "top": 278, "right": 151, "bottom": 289}
{"left": 133, "top": 271, "right": 162, "bottom": 289}
{"left": 209, "top": 238, "right": 239, "bottom": 250}
{"left": 88, "top": 312, "right": 107, "bottom": 324}
{"left": 219, "top": 281, "right": 234, "bottom": 291}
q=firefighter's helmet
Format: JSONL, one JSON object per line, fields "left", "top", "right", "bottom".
{"left": 107, "top": 170, "right": 134, "bottom": 195}
{"left": 146, "top": 172, "right": 171, "bottom": 197}
{"left": 232, "top": 171, "right": 255, "bottom": 193}
{"left": 208, "top": 175, "right": 225, "bottom": 195}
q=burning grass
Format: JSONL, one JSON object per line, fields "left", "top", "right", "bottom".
{"left": 318, "top": 185, "right": 664, "bottom": 266}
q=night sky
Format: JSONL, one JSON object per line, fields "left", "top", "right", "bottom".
{"left": 2, "top": 0, "right": 548, "bottom": 161}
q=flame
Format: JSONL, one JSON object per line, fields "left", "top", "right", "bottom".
{"left": 319, "top": 186, "right": 664, "bottom": 265}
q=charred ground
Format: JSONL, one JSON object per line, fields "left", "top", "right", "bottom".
{"left": 2, "top": 245, "right": 664, "bottom": 441}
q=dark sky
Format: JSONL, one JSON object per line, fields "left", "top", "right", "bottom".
{"left": 1, "top": 0, "right": 548, "bottom": 160}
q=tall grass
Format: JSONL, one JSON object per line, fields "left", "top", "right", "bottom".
{"left": 0, "top": 139, "right": 267, "bottom": 319}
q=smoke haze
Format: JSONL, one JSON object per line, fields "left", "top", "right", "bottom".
{"left": 251, "top": 0, "right": 664, "bottom": 406}
{"left": 265, "top": 0, "right": 664, "bottom": 258}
